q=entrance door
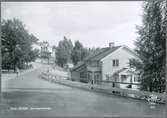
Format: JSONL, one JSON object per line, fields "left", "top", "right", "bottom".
{"left": 87, "top": 72, "right": 92, "bottom": 82}
{"left": 94, "top": 72, "right": 101, "bottom": 84}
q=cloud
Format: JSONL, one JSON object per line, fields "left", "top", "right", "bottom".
{"left": 1, "top": 2, "right": 143, "bottom": 49}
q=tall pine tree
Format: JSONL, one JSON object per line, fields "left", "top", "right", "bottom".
{"left": 134, "top": 0, "right": 166, "bottom": 93}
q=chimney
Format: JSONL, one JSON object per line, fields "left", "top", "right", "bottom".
{"left": 109, "top": 42, "right": 115, "bottom": 48}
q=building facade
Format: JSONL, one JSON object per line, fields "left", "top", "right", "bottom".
{"left": 71, "top": 43, "right": 141, "bottom": 90}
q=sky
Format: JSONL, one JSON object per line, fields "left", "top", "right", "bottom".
{"left": 2, "top": 2, "right": 143, "bottom": 49}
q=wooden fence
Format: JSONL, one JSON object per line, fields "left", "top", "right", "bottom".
{"left": 40, "top": 72, "right": 166, "bottom": 104}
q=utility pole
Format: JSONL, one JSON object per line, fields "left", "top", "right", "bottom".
{"left": 0, "top": 28, "right": 1, "bottom": 95}
{"left": 166, "top": 0, "right": 167, "bottom": 114}
{"left": 0, "top": 2, "right": 6, "bottom": 114}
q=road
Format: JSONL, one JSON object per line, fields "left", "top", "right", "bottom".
{"left": 1, "top": 62, "right": 166, "bottom": 117}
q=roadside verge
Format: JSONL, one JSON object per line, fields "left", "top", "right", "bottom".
{"left": 40, "top": 72, "right": 166, "bottom": 104}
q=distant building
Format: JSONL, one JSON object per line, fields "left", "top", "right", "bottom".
{"left": 33, "top": 42, "right": 56, "bottom": 64}
{"left": 65, "top": 63, "right": 74, "bottom": 69}
{"left": 71, "top": 42, "right": 141, "bottom": 90}
{"left": 51, "top": 46, "right": 56, "bottom": 59}
{"left": 37, "top": 41, "right": 51, "bottom": 64}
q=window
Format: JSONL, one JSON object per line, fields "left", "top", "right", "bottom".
{"left": 134, "top": 77, "right": 140, "bottom": 82}
{"left": 129, "top": 58, "right": 136, "bottom": 68}
{"left": 121, "top": 75, "right": 127, "bottom": 82}
{"left": 80, "top": 72, "right": 85, "bottom": 78}
{"left": 113, "top": 59, "right": 119, "bottom": 67}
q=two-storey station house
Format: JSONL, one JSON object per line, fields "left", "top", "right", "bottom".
{"left": 71, "top": 42, "right": 141, "bottom": 90}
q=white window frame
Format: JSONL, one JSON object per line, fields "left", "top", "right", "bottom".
{"left": 113, "top": 59, "right": 119, "bottom": 67}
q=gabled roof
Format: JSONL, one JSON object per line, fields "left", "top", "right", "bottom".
{"left": 71, "top": 61, "right": 85, "bottom": 71}
{"left": 121, "top": 45, "right": 140, "bottom": 59}
{"left": 71, "top": 45, "right": 139, "bottom": 71}
{"left": 113, "top": 68, "right": 128, "bottom": 75}
{"left": 84, "top": 48, "right": 108, "bottom": 61}
{"left": 71, "top": 46, "right": 121, "bottom": 71}
{"left": 85, "top": 46, "right": 121, "bottom": 61}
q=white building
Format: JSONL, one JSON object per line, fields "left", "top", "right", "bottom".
{"left": 71, "top": 42, "right": 141, "bottom": 90}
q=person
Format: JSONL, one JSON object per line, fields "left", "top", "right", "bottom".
{"left": 91, "top": 79, "right": 94, "bottom": 89}
{"left": 16, "top": 67, "right": 19, "bottom": 78}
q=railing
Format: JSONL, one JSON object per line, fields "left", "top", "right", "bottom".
{"left": 98, "top": 80, "right": 141, "bottom": 85}
{"left": 40, "top": 72, "right": 166, "bottom": 104}
{"left": 96, "top": 80, "right": 165, "bottom": 94}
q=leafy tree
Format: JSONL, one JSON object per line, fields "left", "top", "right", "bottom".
{"left": 1, "top": 18, "right": 39, "bottom": 71}
{"left": 56, "top": 36, "right": 73, "bottom": 67}
{"left": 71, "top": 41, "right": 83, "bottom": 65}
{"left": 52, "top": 45, "right": 57, "bottom": 63}
{"left": 29, "top": 49, "right": 40, "bottom": 62}
{"left": 2, "top": 52, "right": 12, "bottom": 71}
{"left": 132, "top": 0, "right": 166, "bottom": 93}
{"left": 81, "top": 48, "right": 90, "bottom": 60}
{"left": 71, "top": 41, "right": 90, "bottom": 65}
{"left": 71, "top": 41, "right": 103, "bottom": 65}
{"left": 86, "top": 47, "right": 101, "bottom": 57}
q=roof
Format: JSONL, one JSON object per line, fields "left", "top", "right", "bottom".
{"left": 114, "top": 67, "right": 140, "bottom": 75}
{"left": 71, "top": 46, "right": 121, "bottom": 71}
{"left": 85, "top": 46, "right": 121, "bottom": 61}
{"left": 71, "top": 61, "right": 85, "bottom": 71}
{"left": 113, "top": 68, "right": 128, "bottom": 75}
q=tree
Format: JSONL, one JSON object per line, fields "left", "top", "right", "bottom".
{"left": 132, "top": 0, "right": 166, "bottom": 92}
{"left": 71, "top": 41, "right": 90, "bottom": 65}
{"left": 1, "top": 18, "right": 39, "bottom": 71}
{"left": 71, "top": 41, "right": 83, "bottom": 65}
{"left": 52, "top": 45, "right": 57, "bottom": 63}
{"left": 71, "top": 41, "right": 103, "bottom": 65}
{"left": 81, "top": 48, "right": 90, "bottom": 61}
{"left": 29, "top": 49, "right": 40, "bottom": 62}
{"left": 56, "top": 36, "right": 73, "bottom": 67}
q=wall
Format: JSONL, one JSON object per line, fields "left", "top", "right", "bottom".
{"left": 71, "top": 71, "right": 80, "bottom": 81}
{"left": 101, "top": 46, "right": 139, "bottom": 80}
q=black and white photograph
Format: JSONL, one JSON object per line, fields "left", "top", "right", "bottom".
{"left": 0, "top": 0, "right": 166, "bottom": 117}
